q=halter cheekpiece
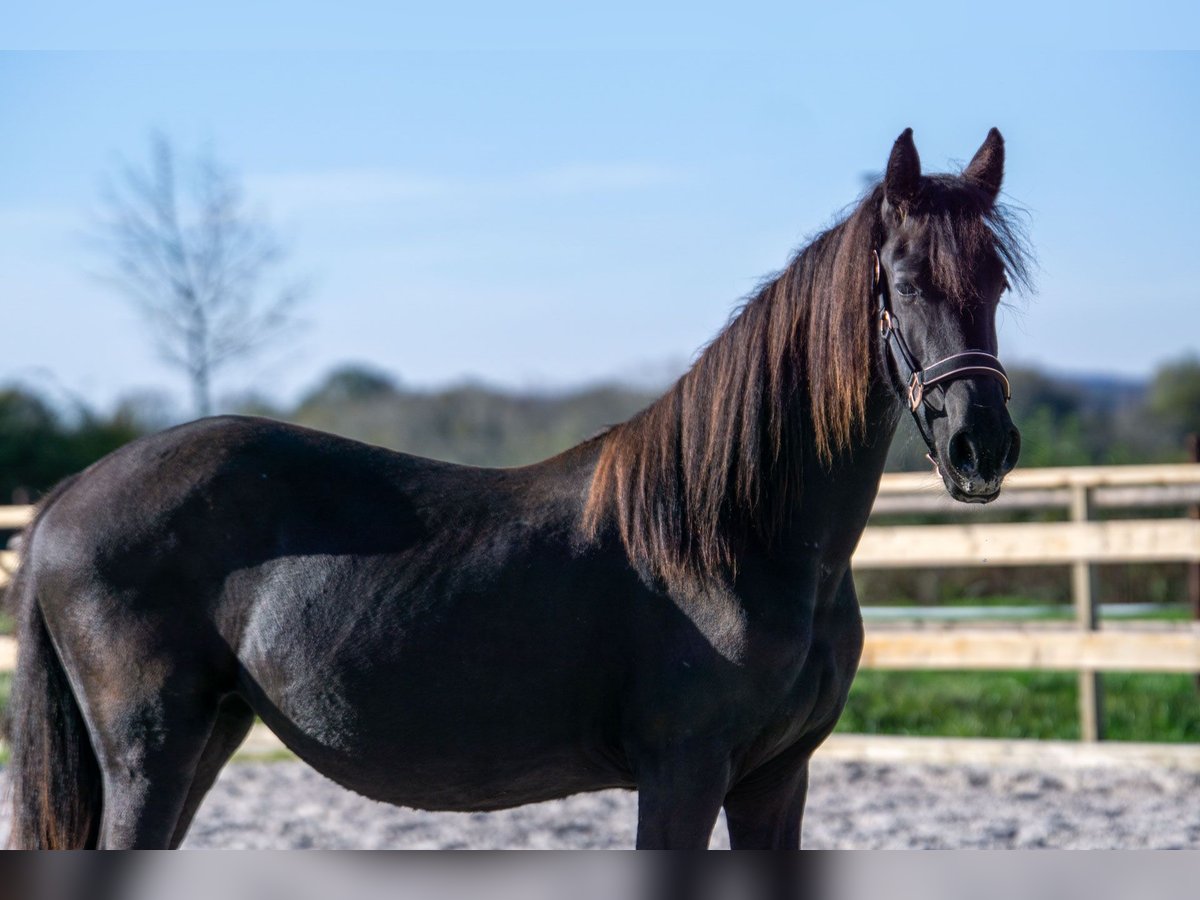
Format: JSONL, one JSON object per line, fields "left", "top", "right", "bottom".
{"left": 872, "top": 249, "right": 1011, "bottom": 458}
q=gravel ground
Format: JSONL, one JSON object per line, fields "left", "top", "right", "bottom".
{"left": 30, "top": 759, "right": 1200, "bottom": 849}
{"left": 4, "top": 758, "right": 1199, "bottom": 848}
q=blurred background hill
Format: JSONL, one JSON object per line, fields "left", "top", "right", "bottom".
{"left": 4, "top": 355, "right": 1197, "bottom": 503}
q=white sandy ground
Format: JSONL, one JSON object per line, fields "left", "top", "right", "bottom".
{"left": 6, "top": 759, "right": 1198, "bottom": 849}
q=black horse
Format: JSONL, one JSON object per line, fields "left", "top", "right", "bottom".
{"left": 6, "top": 129, "right": 1030, "bottom": 849}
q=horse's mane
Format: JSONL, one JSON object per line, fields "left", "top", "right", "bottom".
{"left": 583, "top": 176, "right": 1031, "bottom": 583}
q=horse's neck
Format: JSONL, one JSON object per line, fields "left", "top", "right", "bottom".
{"left": 781, "top": 381, "right": 901, "bottom": 569}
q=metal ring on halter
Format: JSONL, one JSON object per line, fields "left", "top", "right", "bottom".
{"left": 907, "top": 374, "right": 924, "bottom": 411}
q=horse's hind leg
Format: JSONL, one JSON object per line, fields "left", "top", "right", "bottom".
{"left": 54, "top": 612, "right": 238, "bottom": 850}
{"left": 86, "top": 673, "right": 230, "bottom": 849}
{"left": 168, "top": 694, "right": 255, "bottom": 848}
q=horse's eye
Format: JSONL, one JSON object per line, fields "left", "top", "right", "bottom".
{"left": 893, "top": 281, "right": 918, "bottom": 298}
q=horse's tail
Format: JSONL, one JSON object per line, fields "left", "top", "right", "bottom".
{"left": 4, "top": 478, "right": 103, "bottom": 849}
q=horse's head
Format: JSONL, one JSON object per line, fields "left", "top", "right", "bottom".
{"left": 875, "top": 127, "right": 1024, "bottom": 503}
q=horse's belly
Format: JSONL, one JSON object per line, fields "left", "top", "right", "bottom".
{"left": 349, "top": 752, "right": 630, "bottom": 812}
{"left": 242, "top": 643, "right": 631, "bottom": 811}
{"left": 262, "top": 708, "right": 631, "bottom": 811}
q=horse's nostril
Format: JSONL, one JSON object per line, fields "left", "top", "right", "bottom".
{"left": 948, "top": 431, "right": 978, "bottom": 478}
{"left": 1001, "top": 428, "right": 1021, "bottom": 475}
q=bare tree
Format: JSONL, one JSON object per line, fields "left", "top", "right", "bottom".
{"left": 93, "top": 134, "right": 303, "bottom": 417}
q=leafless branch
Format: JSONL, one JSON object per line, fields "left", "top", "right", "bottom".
{"left": 91, "top": 134, "right": 305, "bottom": 416}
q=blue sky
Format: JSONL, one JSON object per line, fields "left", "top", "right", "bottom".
{"left": 2, "top": 41, "right": 1199, "bottom": 413}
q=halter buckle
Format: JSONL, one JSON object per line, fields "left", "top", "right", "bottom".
{"left": 879, "top": 308, "right": 893, "bottom": 338}
{"left": 907, "top": 374, "right": 924, "bottom": 410}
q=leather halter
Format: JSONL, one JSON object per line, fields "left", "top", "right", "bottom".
{"left": 872, "top": 249, "right": 1011, "bottom": 457}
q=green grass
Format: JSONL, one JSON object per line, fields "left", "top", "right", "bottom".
{"left": 232, "top": 747, "right": 295, "bottom": 763}
{"left": 837, "top": 670, "right": 1200, "bottom": 742}
{"left": 1113, "top": 606, "right": 1193, "bottom": 622}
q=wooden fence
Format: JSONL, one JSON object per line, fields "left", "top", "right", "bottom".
{"left": 859, "top": 462, "right": 1200, "bottom": 755}
{"left": 3, "top": 462, "right": 1200, "bottom": 766}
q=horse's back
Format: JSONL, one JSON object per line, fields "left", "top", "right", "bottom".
{"left": 33, "top": 414, "right": 529, "bottom": 568}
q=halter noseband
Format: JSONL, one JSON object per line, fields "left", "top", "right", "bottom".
{"left": 872, "top": 249, "right": 1011, "bottom": 457}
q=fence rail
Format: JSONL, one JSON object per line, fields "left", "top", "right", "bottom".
{"left": 857, "top": 519, "right": 1200, "bottom": 567}
{"left": 864, "top": 461, "right": 1200, "bottom": 746}
{"left": 0, "top": 507, "right": 32, "bottom": 530}
{"left": 2, "top": 462, "right": 1200, "bottom": 764}
{"left": 857, "top": 625, "right": 1200, "bottom": 672}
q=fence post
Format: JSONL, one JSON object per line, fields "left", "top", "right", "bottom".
{"left": 1189, "top": 435, "right": 1200, "bottom": 618}
{"left": 1070, "top": 483, "right": 1103, "bottom": 741}
{"left": 1188, "top": 434, "right": 1200, "bottom": 692}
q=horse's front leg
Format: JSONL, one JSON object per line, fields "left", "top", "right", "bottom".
{"left": 633, "top": 746, "right": 731, "bottom": 849}
{"left": 723, "top": 757, "right": 810, "bottom": 849}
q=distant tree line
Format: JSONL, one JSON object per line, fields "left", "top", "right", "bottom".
{"left": 3, "top": 354, "right": 1198, "bottom": 506}
{"left": 0, "top": 390, "right": 141, "bottom": 504}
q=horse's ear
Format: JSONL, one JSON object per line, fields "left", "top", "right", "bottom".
{"left": 963, "top": 127, "right": 1004, "bottom": 202}
{"left": 884, "top": 128, "right": 921, "bottom": 208}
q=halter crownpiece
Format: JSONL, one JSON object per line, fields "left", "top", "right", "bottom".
{"left": 871, "top": 249, "right": 1011, "bottom": 457}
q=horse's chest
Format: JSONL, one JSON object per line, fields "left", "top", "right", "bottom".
{"left": 739, "top": 609, "right": 863, "bottom": 772}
